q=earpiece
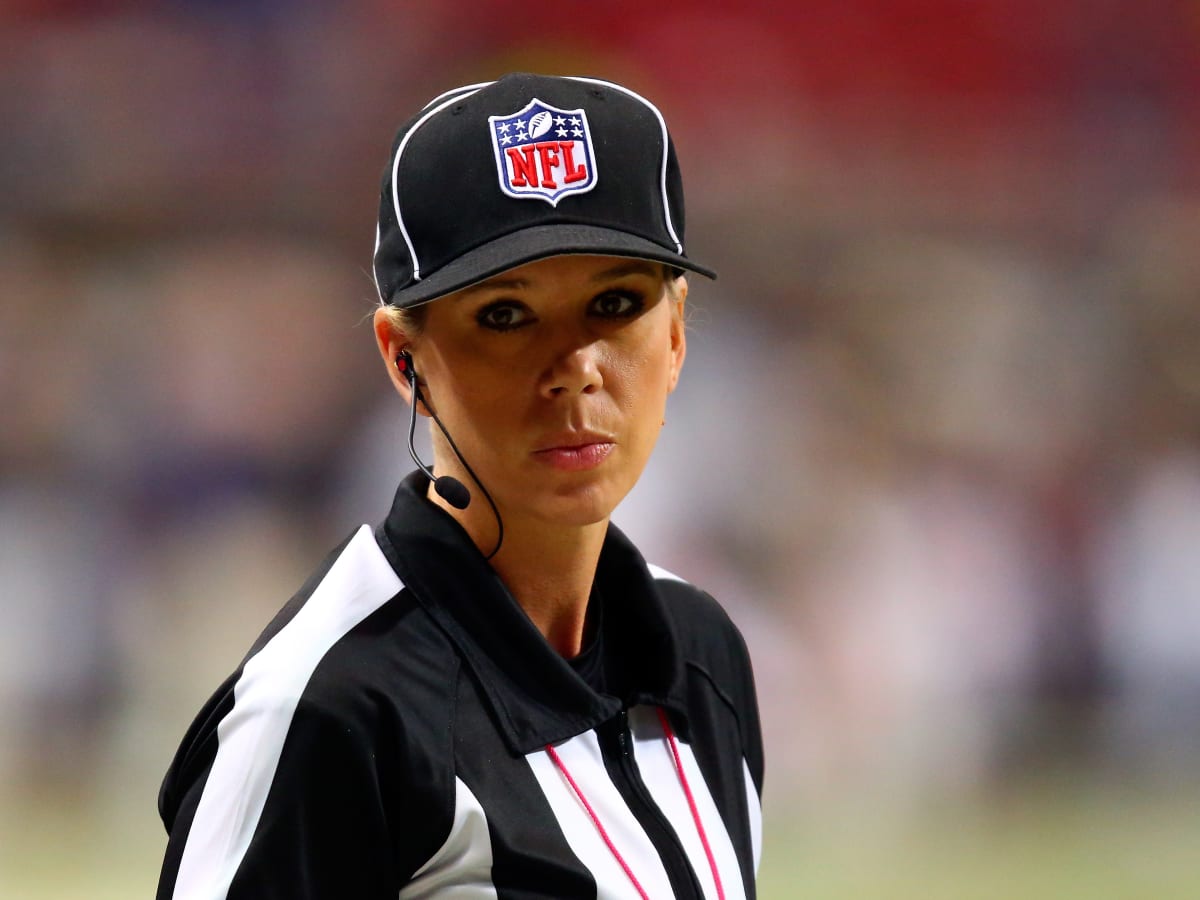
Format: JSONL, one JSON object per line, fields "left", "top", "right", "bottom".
{"left": 395, "top": 350, "right": 415, "bottom": 383}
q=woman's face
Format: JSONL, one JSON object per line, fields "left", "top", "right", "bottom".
{"left": 403, "top": 254, "right": 686, "bottom": 530}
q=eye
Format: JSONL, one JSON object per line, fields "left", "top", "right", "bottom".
{"left": 590, "top": 289, "right": 644, "bottom": 319}
{"left": 476, "top": 301, "right": 532, "bottom": 331}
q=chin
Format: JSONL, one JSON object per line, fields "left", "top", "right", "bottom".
{"left": 533, "top": 477, "right": 630, "bottom": 528}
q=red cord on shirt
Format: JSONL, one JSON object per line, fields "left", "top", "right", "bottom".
{"left": 545, "top": 741, "right": 651, "bottom": 900}
{"left": 656, "top": 707, "right": 726, "bottom": 900}
{"left": 545, "top": 708, "right": 726, "bottom": 899}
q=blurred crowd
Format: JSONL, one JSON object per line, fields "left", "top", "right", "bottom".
{"left": 2, "top": 0, "right": 1199, "bottom": 840}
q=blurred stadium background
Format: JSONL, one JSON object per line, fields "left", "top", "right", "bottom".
{"left": 2, "top": 2, "right": 1199, "bottom": 897}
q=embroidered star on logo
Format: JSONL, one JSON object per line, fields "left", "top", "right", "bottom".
{"left": 556, "top": 127, "right": 568, "bottom": 137}
{"left": 501, "top": 134, "right": 513, "bottom": 145}
{"left": 497, "top": 122, "right": 510, "bottom": 134}
{"left": 554, "top": 115, "right": 567, "bottom": 127}
{"left": 571, "top": 126, "right": 583, "bottom": 137}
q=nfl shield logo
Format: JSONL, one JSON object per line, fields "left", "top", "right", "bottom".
{"left": 489, "top": 99, "right": 597, "bottom": 206}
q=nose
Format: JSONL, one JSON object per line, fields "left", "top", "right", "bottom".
{"left": 540, "top": 342, "right": 603, "bottom": 398}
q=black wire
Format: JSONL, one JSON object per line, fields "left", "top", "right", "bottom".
{"left": 412, "top": 380, "right": 505, "bottom": 561}
{"left": 405, "top": 377, "right": 437, "bottom": 484}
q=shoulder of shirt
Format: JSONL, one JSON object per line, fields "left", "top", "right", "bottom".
{"left": 226, "top": 524, "right": 460, "bottom": 747}
{"left": 645, "top": 562, "right": 760, "bottom": 768}
{"left": 646, "top": 562, "right": 726, "bottom": 617}
{"left": 161, "top": 524, "right": 458, "bottom": 828}
{"left": 645, "top": 562, "right": 745, "bottom": 651}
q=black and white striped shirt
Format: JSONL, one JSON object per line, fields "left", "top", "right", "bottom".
{"left": 157, "top": 471, "right": 764, "bottom": 899}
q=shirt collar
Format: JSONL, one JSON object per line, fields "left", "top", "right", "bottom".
{"left": 375, "top": 471, "right": 687, "bottom": 755}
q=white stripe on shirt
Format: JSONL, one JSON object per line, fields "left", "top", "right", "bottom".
{"left": 400, "top": 777, "right": 499, "bottom": 899}
{"left": 527, "top": 730, "right": 675, "bottom": 900}
{"left": 743, "top": 758, "right": 763, "bottom": 874}
{"left": 628, "top": 705, "right": 747, "bottom": 900}
{"left": 172, "top": 525, "right": 402, "bottom": 900}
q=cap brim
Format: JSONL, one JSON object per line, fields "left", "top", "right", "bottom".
{"left": 388, "top": 224, "right": 716, "bottom": 308}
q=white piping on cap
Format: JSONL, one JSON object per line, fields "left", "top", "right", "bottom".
{"left": 565, "top": 75, "right": 683, "bottom": 255}
{"left": 390, "top": 76, "right": 682, "bottom": 292}
{"left": 421, "top": 80, "right": 494, "bottom": 110}
{"left": 390, "top": 82, "right": 495, "bottom": 283}
{"left": 372, "top": 222, "right": 383, "bottom": 302}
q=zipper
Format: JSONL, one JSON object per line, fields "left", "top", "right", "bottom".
{"left": 597, "top": 709, "right": 706, "bottom": 899}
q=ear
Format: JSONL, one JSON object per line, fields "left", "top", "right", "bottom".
{"left": 666, "top": 276, "right": 687, "bottom": 394}
{"left": 373, "top": 307, "right": 425, "bottom": 413}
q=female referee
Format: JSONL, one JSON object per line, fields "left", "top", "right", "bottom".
{"left": 156, "top": 72, "right": 764, "bottom": 900}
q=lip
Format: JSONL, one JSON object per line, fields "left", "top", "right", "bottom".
{"left": 532, "top": 431, "right": 616, "bottom": 472}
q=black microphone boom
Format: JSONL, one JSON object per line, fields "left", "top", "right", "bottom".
{"left": 396, "top": 351, "right": 504, "bottom": 558}
{"left": 404, "top": 375, "right": 471, "bottom": 510}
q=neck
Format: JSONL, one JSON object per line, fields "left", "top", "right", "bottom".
{"left": 492, "top": 521, "right": 607, "bottom": 658}
{"left": 427, "top": 480, "right": 606, "bottom": 658}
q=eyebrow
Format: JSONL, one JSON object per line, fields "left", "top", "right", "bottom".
{"left": 454, "top": 260, "right": 661, "bottom": 300}
{"left": 588, "top": 261, "right": 661, "bottom": 282}
{"left": 454, "top": 277, "right": 528, "bottom": 299}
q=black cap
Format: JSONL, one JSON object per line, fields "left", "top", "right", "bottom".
{"left": 373, "top": 73, "right": 716, "bottom": 309}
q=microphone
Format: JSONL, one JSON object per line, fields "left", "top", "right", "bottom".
{"left": 395, "top": 352, "right": 471, "bottom": 510}
{"left": 395, "top": 352, "right": 505, "bottom": 559}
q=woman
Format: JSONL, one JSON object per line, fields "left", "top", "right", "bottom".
{"left": 157, "top": 73, "right": 764, "bottom": 899}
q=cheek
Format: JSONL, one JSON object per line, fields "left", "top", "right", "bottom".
{"left": 642, "top": 314, "right": 681, "bottom": 383}
{"left": 419, "top": 352, "right": 505, "bottom": 436}
{"left": 611, "top": 329, "right": 677, "bottom": 414}
{"left": 444, "top": 376, "right": 514, "bottom": 434}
